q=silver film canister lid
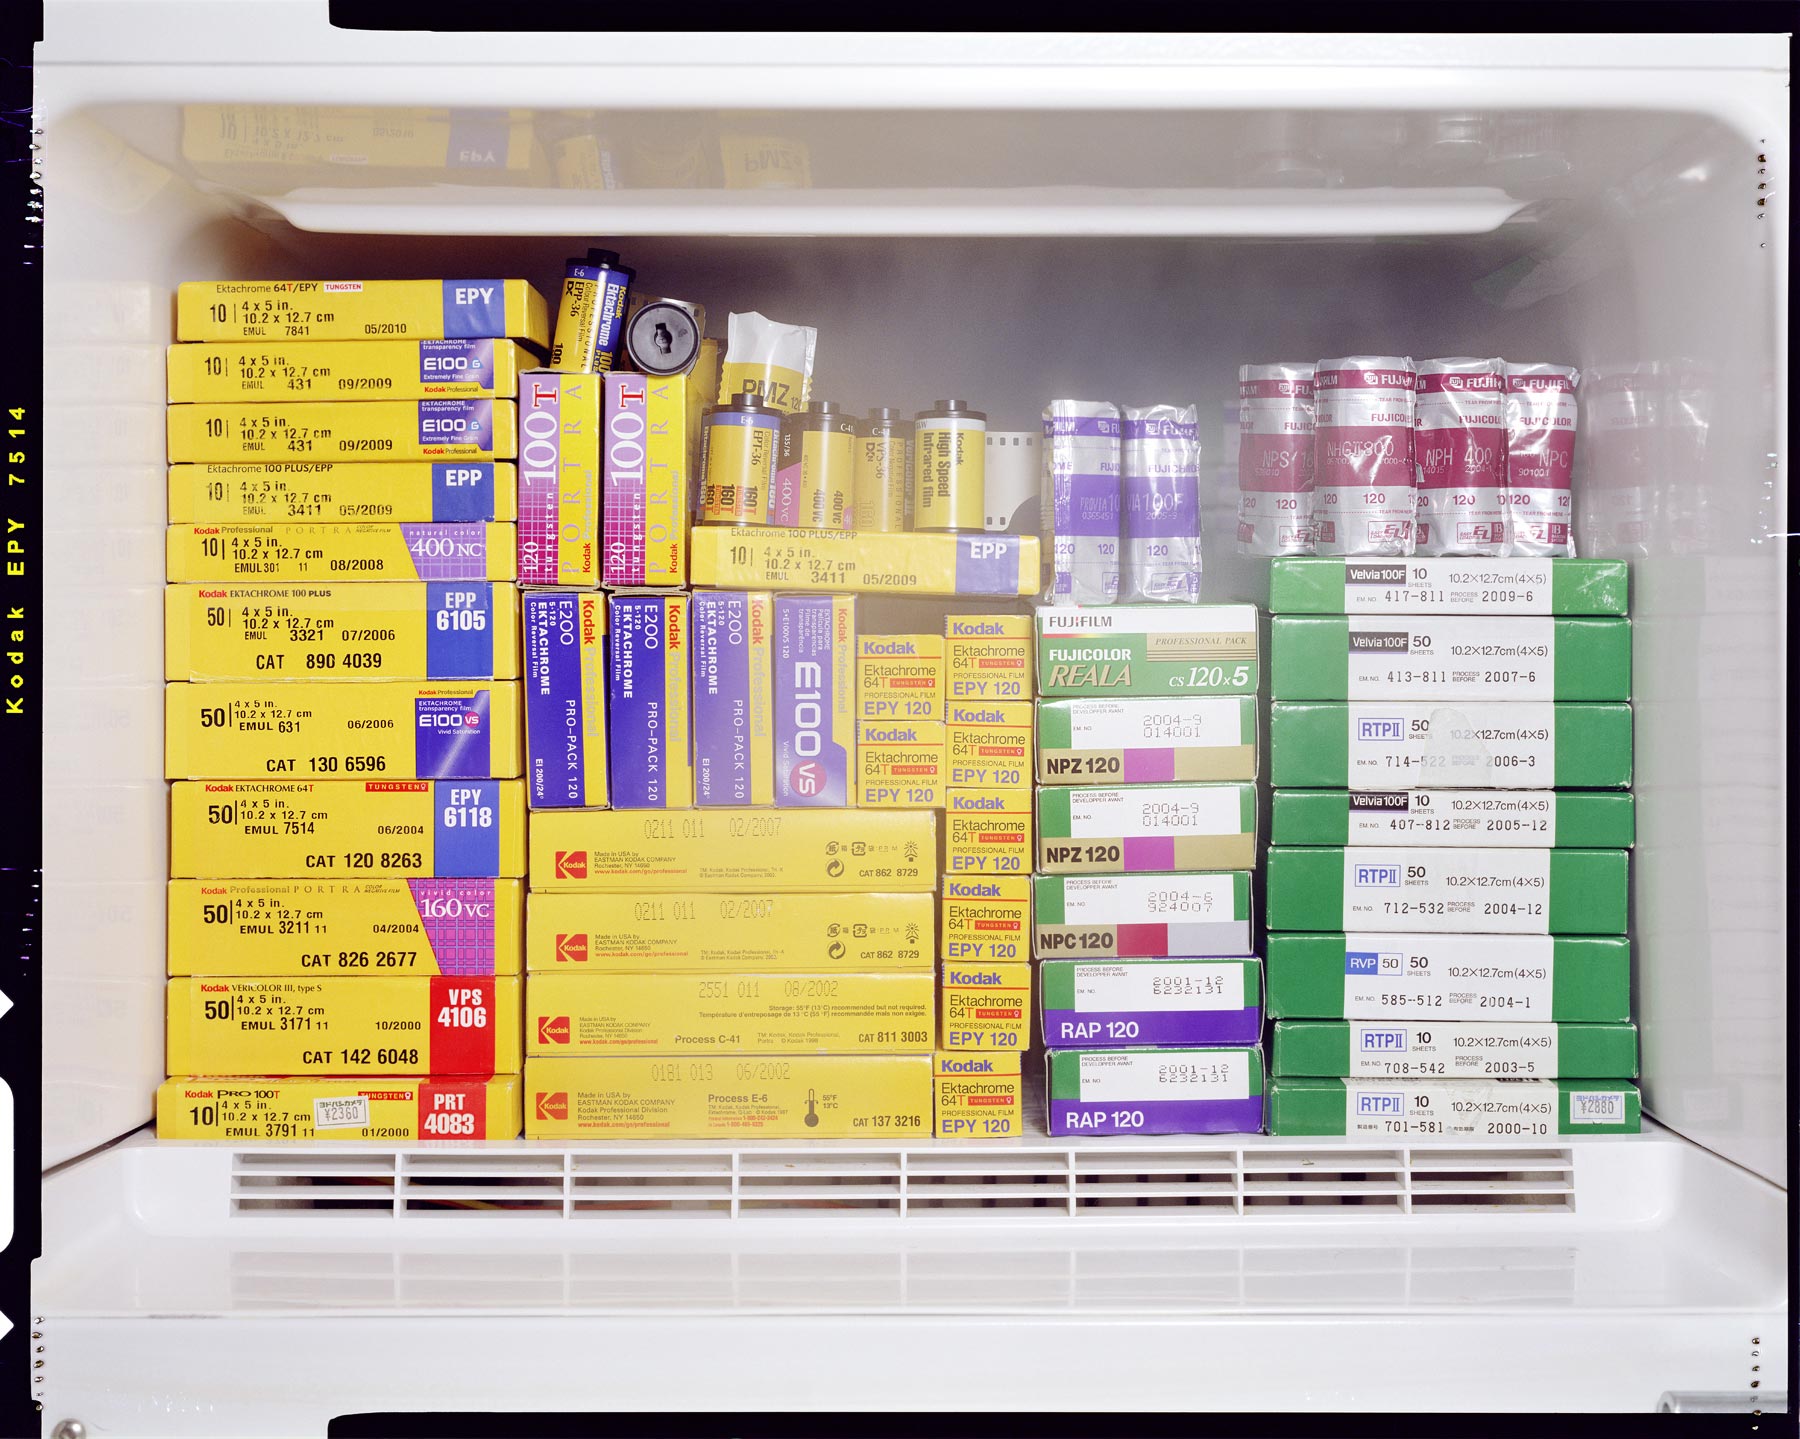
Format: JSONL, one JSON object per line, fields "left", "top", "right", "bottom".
{"left": 625, "top": 300, "right": 703, "bottom": 376}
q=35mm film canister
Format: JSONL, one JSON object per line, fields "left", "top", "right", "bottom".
{"left": 775, "top": 400, "right": 857, "bottom": 530}
{"left": 700, "top": 393, "right": 781, "bottom": 525}
{"left": 549, "top": 247, "right": 635, "bottom": 373}
{"left": 854, "top": 407, "right": 909, "bottom": 532}
{"left": 913, "top": 399, "right": 987, "bottom": 531}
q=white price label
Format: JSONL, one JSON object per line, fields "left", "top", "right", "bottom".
{"left": 1341, "top": 847, "right": 1552, "bottom": 933}
{"left": 1346, "top": 617, "right": 1556, "bottom": 700}
{"left": 312, "top": 1095, "right": 370, "bottom": 1130}
{"left": 1339, "top": 932, "right": 1557, "bottom": 1019}
{"left": 1345, "top": 790, "right": 1557, "bottom": 846}
{"left": 1568, "top": 1089, "right": 1627, "bottom": 1125}
{"left": 1074, "top": 962, "right": 1246, "bottom": 1013}
{"left": 1343, "top": 703, "right": 1558, "bottom": 789}
{"left": 1342, "top": 559, "right": 1556, "bottom": 614}
{"left": 1078, "top": 1049, "right": 1251, "bottom": 1102}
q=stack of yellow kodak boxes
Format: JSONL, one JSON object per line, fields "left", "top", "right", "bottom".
{"left": 158, "top": 279, "right": 548, "bottom": 1141}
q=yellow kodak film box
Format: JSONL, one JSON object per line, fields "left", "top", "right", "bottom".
{"left": 857, "top": 720, "right": 945, "bottom": 808}
{"left": 690, "top": 527, "right": 1041, "bottom": 598}
{"left": 527, "top": 890, "right": 932, "bottom": 972}
{"left": 166, "top": 975, "right": 522, "bottom": 1076}
{"left": 165, "top": 582, "right": 521, "bottom": 681}
{"left": 170, "top": 779, "right": 527, "bottom": 878}
{"left": 857, "top": 635, "right": 945, "bottom": 721}
{"left": 166, "top": 339, "right": 532, "bottom": 403}
{"left": 168, "top": 462, "right": 518, "bottom": 524}
{"left": 946, "top": 614, "right": 1033, "bottom": 702}
{"left": 946, "top": 700, "right": 1034, "bottom": 789}
{"left": 517, "top": 371, "right": 602, "bottom": 586}
{"left": 608, "top": 591, "right": 694, "bottom": 809}
{"left": 940, "top": 960, "right": 1030, "bottom": 1050}
{"left": 167, "top": 522, "right": 517, "bottom": 583}
{"left": 167, "top": 399, "right": 520, "bottom": 464}
{"left": 944, "top": 787, "right": 1034, "bottom": 876}
{"left": 180, "top": 106, "right": 538, "bottom": 177}
{"left": 167, "top": 878, "right": 524, "bottom": 976}
{"left": 165, "top": 680, "right": 524, "bottom": 781}
{"left": 934, "top": 1051, "right": 1023, "bottom": 1139}
{"left": 157, "top": 1074, "right": 523, "bottom": 1142}
{"left": 526, "top": 1054, "right": 931, "bottom": 1139}
{"left": 529, "top": 808, "right": 937, "bottom": 892}
{"left": 940, "top": 875, "right": 1030, "bottom": 963}
{"left": 176, "top": 280, "right": 551, "bottom": 347}
{"left": 522, "top": 591, "right": 609, "bottom": 808}
{"left": 528, "top": 971, "right": 934, "bottom": 1055}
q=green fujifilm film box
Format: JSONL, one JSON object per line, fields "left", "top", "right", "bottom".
{"left": 1265, "top": 1076, "right": 1641, "bottom": 1137}
{"left": 1037, "top": 783, "right": 1257, "bottom": 874}
{"left": 1035, "top": 605, "right": 1259, "bottom": 697}
{"left": 1036, "top": 696, "right": 1257, "bottom": 784}
{"left": 1270, "top": 789, "right": 1634, "bottom": 848}
{"left": 1267, "top": 558, "right": 1630, "bottom": 616}
{"left": 1271, "top": 1019, "right": 1640, "bottom": 1079}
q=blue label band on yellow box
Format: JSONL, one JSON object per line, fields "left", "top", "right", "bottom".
{"left": 608, "top": 592, "right": 693, "bottom": 809}
{"left": 523, "top": 591, "right": 608, "bottom": 808}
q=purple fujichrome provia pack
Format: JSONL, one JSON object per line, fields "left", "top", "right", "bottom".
{"left": 1120, "top": 403, "right": 1202, "bottom": 603}
{"left": 1313, "top": 356, "right": 1416, "bottom": 557}
{"left": 1042, "top": 400, "right": 1121, "bottom": 606}
{"left": 1046, "top": 1046, "right": 1265, "bottom": 1136}
{"left": 1506, "top": 362, "right": 1580, "bottom": 557}
{"left": 1236, "top": 362, "right": 1316, "bottom": 557}
{"left": 1414, "top": 358, "right": 1507, "bottom": 557}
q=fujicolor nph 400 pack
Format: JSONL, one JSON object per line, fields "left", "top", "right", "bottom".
{"left": 944, "top": 787, "right": 1034, "bottom": 875}
{"left": 858, "top": 635, "right": 945, "bottom": 721}
{"left": 689, "top": 527, "right": 1041, "bottom": 598}
{"left": 527, "top": 971, "right": 934, "bottom": 1054}
{"left": 1265, "top": 1077, "right": 1641, "bottom": 1138}
{"left": 946, "top": 701, "right": 1033, "bottom": 789}
{"left": 167, "top": 523, "right": 516, "bottom": 582}
{"left": 165, "top": 975, "right": 522, "bottom": 1076}
{"left": 940, "top": 875, "right": 1030, "bottom": 963}
{"left": 1037, "top": 784, "right": 1258, "bottom": 874}
{"left": 601, "top": 371, "right": 693, "bottom": 586}
{"left": 167, "top": 339, "right": 531, "bottom": 403}
{"left": 529, "top": 809, "right": 936, "bottom": 892}
{"left": 168, "top": 461, "right": 517, "bottom": 524}
{"left": 1046, "top": 1047, "right": 1264, "bottom": 1136}
{"left": 1271, "top": 789, "right": 1635, "bottom": 848}
{"left": 165, "top": 681, "right": 523, "bottom": 780}
{"left": 527, "top": 891, "right": 932, "bottom": 971}
{"left": 170, "top": 780, "right": 527, "bottom": 878}
{"left": 1037, "top": 696, "right": 1258, "bottom": 784}
{"left": 691, "top": 591, "right": 774, "bottom": 807}
{"left": 516, "top": 371, "right": 602, "bottom": 586}
{"left": 939, "top": 961, "right": 1030, "bottom": 1049}
{"left": 1268, "top": 702, "right": 1633, "bottom": 789}
{"left": 934, "top": 1051, "right": 1023, "bottom": 1138}
{"left": 165, "top": 583, "right": 521, "bottom": 681}
{"left": 857, "top": 721, "right": 945, "bottom": 808}
{"left": 1269, "top": 616, "right": 1632, "bottom": 701}
{"left": 775, "top": 594, "right": 855, "bottom": 807}
{"left": 176, "top": 280, "right": 550, "bottom": 346}
{"left": 156, "top": 1075, "right": 522, "bottom": 1142}
{"left": 1036, "top": 605, "right": 1259, "bottom": 697}
{"left": 167, "top": 399, "right": 520, "bottom": 463}
{"left": 1266, "top": 846, "right": 1628, "bottom": 935}
{"left": 1271, "top": 1020, "right": 1639, "bottom": 1080}
{"left": 522, "top": 591, "right": 608, "bottom": 809}
{"left": 1032, "top": 872, "right": 1253, "bottom": 958}
{"left": 1040, "top": 957, "right": 1262, "bottom": 1048}
{"left": 1264, "top": 932, "right": 1631, "bottom": 1021}
{"left": 167, "top": 878, "right": 524, "bottom": 976}
{"left": 526, "top": 1055, "right": 931, "bottom": 1139}
{"left": 608, "top": 592, "right": 693, "bottom": 810}
{"left": 945, "top": 614, "right": 1032, "bottom": 703}
{"left": 1268, "top": 557, "right": 1630, "bottom": 616}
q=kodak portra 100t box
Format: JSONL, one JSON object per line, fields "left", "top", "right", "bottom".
{"left": 1040, "top": 957, "right": 1262, "bottom": 1048}
{"left": 1271, "top": 1019, "right": 1640, "bottom": 1080}
{"left": 1036, "top": 604, "right": 1259, "bottom": 697}
{"left": 1268, "top": 557, "right": 1630, "bottom": 616}
{"left": 168, "top": 461, "right": 517, "bottom": 524}
{"left": 1046, "top": 1047, "right": 1264, "bottom": 1136}
{"left": 1271, "top": 789, "right": 1635, "bottom": 848}
{"left": 168, "top": 522, "right": 516, "bottom": 583}
{"left": 1266, "top": 1077, "right": 1642, "bottom": 1137}
{"left": 167, "top": 338, "right": 532, "bottom": 403}
{"left": 522, "top": 591, "right": 608, "bottom": 809}
{"left": 1033, "top": 872, "right": 1253, "bottom": 958}
{"left": 1037, "top": 696, "right": 1257, "bottom": 784}
{"left": 1037, "top": 783, "right": 1257, "bottom": 874}
{"left": 168, "top": 399, "right": 520, "bottom": 464}
{"left": 157, "top": 1075, "right": 522, "bottom": 1142}
{"left": 934, "top": 1051, "right": 1023, "bottom": 1138}
{"left": 176, "top": 279, "right": 550, "bottom": 345}
{"left": 516, "top": 371, "right": 603, "bottom": 586}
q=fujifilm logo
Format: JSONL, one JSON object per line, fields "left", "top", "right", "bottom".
{"left": 1355, "top": 865, "right": 1403, "bottom": 888}
{"left": 1358, "top": 718, "right": 1406, "bottom": 741}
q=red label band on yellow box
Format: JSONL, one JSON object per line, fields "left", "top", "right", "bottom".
{"left": 157, "top": 1074, "right": 523, "bottom": 1141}
{"left": 946, "top": 614, "right": 1033, "bottom": 702}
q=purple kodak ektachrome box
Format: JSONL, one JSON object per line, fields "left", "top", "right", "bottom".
{"left": 773, "top": 594, "right": 854, "bottom": 807}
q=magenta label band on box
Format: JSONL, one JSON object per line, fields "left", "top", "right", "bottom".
{"left": 516, "top": 377, "right": 561, "bottom": 583}
{"left": 602, "top": 373, "right": 649, "bottom": 586}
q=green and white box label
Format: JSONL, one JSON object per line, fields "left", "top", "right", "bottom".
{"left": 1344, "top": 560, "right": 1567, "bottom": 614}
{"left": 1077, "top": 962, "right": 1247, "bottom": 1013}
{"left": 1346, "top": 790, "right": 1556, "bottom": 845}
{"left": 1345, "top": 1079, "right": 1559, "bottom": 1138}
{"left": 1343, "top": 702, "right": 1557, "bottom": 786}
{"left": 1343, "top": 849, "right": 1552, "bottom": 932}
{"left": 1079, "top": 1048, "right": 1252, "bottom": 1102}
{"left": 1346, "top": 1020, "right": 1559, "bottom": 1077}
{"left": 1347, "top": 617, "right": 1555, "bottom": 699}
{"left": 1063, "top": 697, "right": 1246, "bottom": 749}
{"left": 1342, "top": 932, "right": 1554, "bottom": 1017}
{"left": 1072, "top": 786, "right": 1245, "bottom": 838}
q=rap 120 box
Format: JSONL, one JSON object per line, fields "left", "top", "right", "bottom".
{"left": 1036, "top": 604, "right": 1259, "bottom": 697}
{"left": 1037, "top": 783, "right": 1257, "bottom": 874}
{"left": 857, "top": 720, "right": 945, "bottom": 807}
{"left": 939, "top": 961, "right": 1030, "bottom": 1049}
{"left": 940, "top": 875, "right": 1030, "bottom": 963}
{"left": 1265, "top": 1076, "right": 1641, "bottom": 1137}
{"left": 1037, "top": 696, "right": 1257, "bottom": 784}
{"left": 176, "top": 279, "right": 550, "bottom": 345}
{"left": 167, "top": 338, "right": 532, "bottom": 403}
{"left": 168, "top": 461, "right": 517, "bottom": 524}
{"left": 168, "top": 522, "right": 515, "bottom": 583}
{"left": 691, "top": 591, "right": 774, "bottom": 807}
{"left": 1268, "top": 557, "right": 1630, "bottom": 616}
{"left": 1271, "top": 1020, "right": 1639, "bottom": 1079}
{"left": 858, "top": 635, "right": 944, "bottom": 721}
{"left": 166, "top": 975, "right": 522, "bottom": 1076}
{"left": 944, "top": 787, "right": 1034, "bottom": 875}
{"left": 775, "top": 594, "right": 855, "bottom": 807}
{"left": 1040, "top": 958, "right": 1262, "bottom": 1048}
{"left": 1271, "top": 789, "right": 1635, "bottom": 848}
{"left": 167, "top": 399, "right": 520, "bottom": 463}
{"left": 1046, "top": 1047, "right": 1264, "bottom": 1136}
{"left": 166, "top": 878, "right": 524, "bottom": 976}
{"left": 690, "top": 527, "right": 1041, "bottom": 598}
{"left": 946, "top": 701, "right": 1033, "bottom": 789}
{"left": 516, "top": 371, "right": 602, "bottom": 586}
{"left": 1032, "top": 872, "right": 1252, "bottom": 958}
{"left": 156, "top": 1075, "right": 522, "bottom": 1141}
{"left": 946, "top": 614, "right": 1033, "bottom": 702}
{"left": 934, "top": 1051, "right": 1023, "bottom": 1138}
{"left": 608, "top": 592, "right": 693, "bottom": 809}
{"left": 522, "top": 591, "right": 608, "bottom": 808}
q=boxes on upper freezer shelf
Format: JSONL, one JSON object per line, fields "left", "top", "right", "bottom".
{"left": 691, "top": 591, "right": 774, "bottom": 807}
{"left": 1269, "top": 615, "right": 1631, "bottom": 701}
{"left": 168, "top": 399, "right": 520, "bottom": 463}
{"left": 167, "top": 523, "right": 516, "bottom": 583}
{"left": 940, "top": 875, "right": 1030, "bottom": 963}
{"left": 526, "top": 971, "right": 934, "bottom": 1055}
{"left": 165, "top": 680, "right": 523, "bottom": 780}
{"left": 1037, "top": 696, "right": 1257, "bottom": 784}
{"left": 858, "top": 635, "right": 945, "bottom": 721}
{"left": 1265, "top": 846, "right": 1628, "bottom": 934}
{"left": 944, "top": 787, "right": 1034, "bottom": 875}
{"left": 1267, "top": 557, "right": 1630, "bottom": 616}
{"left": 608, "top": 592, "right": 693, "bottom": 809}
{"left": 529, "top": 808, "right": 936, "bottom": 892}
{"left": 1270, "top": 1020, "right": 1639, "bottom": 1079}
{"left": 165, "top": 582, "right": 521, "bottom": 681}
{"left": 521, "top": 591, "right": 608, "bottom": 809}
{"left": 1271, "top": 789, "right": 1635, "bottom": 848}
{"left": 857, "top": 720, "right": 944, "bottom": 808}
{"left": 1036, "top": 604, "right": 1259, "bottom": 697}
{"left": 526, "top": 1055, "right": 932, "bottom": 1139}
{"left": 167, "top": 338, "right": 532, "bottom": 403}
{"left": 946, "top": 701, "right": 1033, "bottom": 789}
{"left": 527, "top": 891, "right": 932, "bottom": 971}
{"left": 156, "top": 1075, "right": 523, "bottom": 1141}
{"left": 600, "top": 371, "right": 692, "bottom": 587}
{"left": 690, "top": 527, "right": 1041, "bottom": 598}
{"left": 939, "top": 961, "right": 1030, "bottom": 1050}
{"left": 1037, "top": 783, "right": 1257, "bottom": 874}
{"left": 1265, "top": 1077, "right": 1641, "bottom": 1137}
{"left": 774, "top": 594, "right": 855, "bottom": 807}
{"left": 1046, "top": 1047, "right": 1264, "bottom": 1136}
{"left": 945, "top": 614, "right": 1032, "bottom": 702}
{"left": 165, "top": 975, "right": 523, "bottom": 1076}
{"left": 170, "top": 780, "right": 527, "bottom": 878}
{"left": 176, "top": 279, "right": 551, "bottom": 346}
{"left": 515, "top": 371, "right": 601, "bottom": 587}
{"left": 1041, "top": 957, "right": 1262, "bottom": 1048}
{"left": 1032, "top": 872, "right": 1253, "bottom": 958}
{"left": 934, "top": 1051, "right": 1023, "bottom": 1139}
{"left": 1264, "top": 932, "right": 1632, "bottom": 1021}
{"left": 166, "top": 878, "right": 524, "bottom": 976}
{"left": 168, "top": 461, "right": 517, "bottom": 524}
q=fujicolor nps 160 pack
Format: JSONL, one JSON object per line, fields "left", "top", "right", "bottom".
{"left": 1265, "top": 1077, "right": 1642, "bottom": 1138}
{"left": 939, "top": 961, "right": 1030, "bottom": 1049}
{"left": 691, "top": 591, "right": 774, "bottom": 807}
{"left": 940, "top": 875, "right": 1030, "bottom": 963}
{"left": 689, "top": 527, "right": 1041, "bottom": 598}
{"left": 1046, "top": 1047, "right": 1264, "bottom": 1136}
{"left": 156, "top": 1075, "right": 522, "bottom": 1142}
{"left": 608, "top": 592, "right": 693, "bottom": 809}
{"left": 946, "top": 701, "right": 1033, "bottom": 789}
{"left": 858, "top": 635, "right": 944, "bottom": 721}
{"left": 1037, "top": 696, "right": 1257, "bottom": 785}
{"left": 167, "top": 338, "right": 531, "bottom": 403}
{"left": 176, "top": 279, "right": 550, "bottom": 346}
{"left": 774, "top": 594, "right": 854, "bottom": 807}
{"left": 522, "top": 591, "right": 608, "bottom": 809}
{"left": 945, "top": 614, "right": 1032, "bottom": 703}
{"left": 934, "top": 1051, "right": 1023, "bottom": 1138}
{"left": 944, "top": 787, "right": 1034, "bottom": 875}
{"left": 166, "top": 878, "right": 524, "bottom": 976}
{"left": 1040, "top": 957, "right": 1262, "bottom": 1049}
{"left": 167, "top": 522, "right": 515, "bottom": 583}
{"left": 1037, "top": 784, "right": 1258, "bottom": 873}
{"left": 857, "top": 721, "right": 944, "bottom": 808}
{"left": 165, "top": 680, "right": 523, "bottom": 780}
{"left": 516, "top": 371, "right": 602, "bottom": 586}
{"left": 1032, "top": 872, "right": 1253, "bottom": 958}
{"left": 1036, "top": 604, "right": 1259, "bottom": 697}
{"left": 1271, "top": 1020, "right": 1639, "bottom": 1079}
{"left": 1268, "top": 557, "right": 1630, "bottom": 616}
{"left": 168, "top": 461, "right": 517, "bottom": 524}
{"left": 168, "top": 399, "right": 520, "bottom": 463}
{"left": 1271, "top": 789, "right": 1635, "bottom": 848}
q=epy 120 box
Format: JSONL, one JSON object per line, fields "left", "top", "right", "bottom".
{"left": 946, "top": 701, "right": 1033, "bottom": 789}
{"left": 934, "top": 1051, "right": 1023, "bottom": 1138}
{"left": 858, "top": 635, "right": 944, "bottom": 721}
{"left": 946, "top": 614, "right": 1033, "bottom": 702}
{"left": 939, "top": 961, "right": 1030, "bottom": 1049}
{"left": 944, "top": 787, "right": 1034, "bottom": 875}
{"left": 940, "top": 875, "right": 1030, "bottom": 962}
{"left": 857, "top": 720, "right": 944, "bottom": 807}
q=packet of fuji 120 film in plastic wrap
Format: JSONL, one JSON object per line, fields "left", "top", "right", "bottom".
{"left": 1042, "top": 399, "right": 1121, "bottom": 605}
{"left": 1236, "top": 363, "right": 1315, "bottom": 556}
{"left": 1506, "top": 362, "right": 1579, "bottom": 556}
{"left": 1121, "top": 404, "right": 1202, "bottom": 602}
{"left": 1414, "top": 358, "right": 1506, "bottom": 556}
{"left": 716, "top": 310, "right": 817, "bottom": 416}
{"left": 1313, "top": 356, "right": 1415, "bottom": 556}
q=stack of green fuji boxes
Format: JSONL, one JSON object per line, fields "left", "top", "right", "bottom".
{"left": 1262, "top": 558, "right": 1643, "bottom": 1140}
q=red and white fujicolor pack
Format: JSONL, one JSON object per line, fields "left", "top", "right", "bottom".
{"left": 1414, "top": 357, "right": 1506, "bottom": 556}
{"left": 1236, "top": 362, "right": 1315, "bottom": 557}
{"left": 1504, "top": 361, "right": 1579, "bottom": 556}
{"left": 1312, "top": 356, "right": 1416, "bottom": 556}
